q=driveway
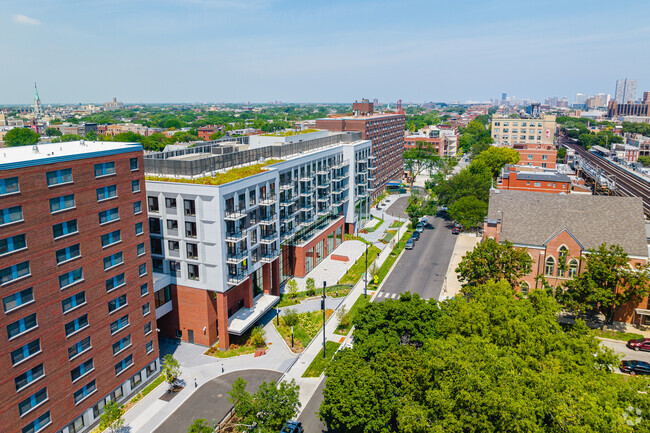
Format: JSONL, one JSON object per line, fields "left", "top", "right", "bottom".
{"left": 152, "top": 369, "right": 283, "bottom": 433}
{"left": 384, "top": 196, "right": 409, "bottom": 219}
{"left": 375, "top": 211, "right": 457, "bottom": 301}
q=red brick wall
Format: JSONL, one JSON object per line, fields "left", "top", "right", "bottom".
{"left": 0, "top": 150, "right": 158, "bottom": 433}
{"left": 514, "top": 147, "right": 557, "bottom": 168}
{"left": 292, "top": 218, "right": 344, "bottom": 278}
{"left": 500, "top": 173, "right": 570, "bottom": 194}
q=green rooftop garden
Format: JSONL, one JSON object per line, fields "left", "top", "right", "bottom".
{"left": 145, "top": 159, "right": 283, "bottom": 185}
{"left": 260, "top": 128, "right": 320, "bottom": 137}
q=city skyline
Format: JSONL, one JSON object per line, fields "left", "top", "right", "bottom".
{"left": 1, "top": 0, "right": 649, "bottom": 104}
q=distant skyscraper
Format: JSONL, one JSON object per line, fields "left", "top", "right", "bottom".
{"left": 615, "top": 78, "right": 637, "bottom": 104}
{"left": 33, "top": 82, "right": 42, "bottom": 117}
{"left": 575, "top": 93, "right": 587, "bottom": 105}
{"left": 501, "top": 93, "right": 507, "bottom": 101}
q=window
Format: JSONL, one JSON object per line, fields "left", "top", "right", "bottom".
{"left": 71, "top": 359, "right": 94, "bottom": 382}
{"left": 15, "top": 364, "right": 44, "bottom": 391}
{"left": 1, "top": 205, "right": 23, "bottom": 226}
{"left": 112, "top": 385, "right": 124, "bottom": 401}
{"left": 103, "top": 252, "right": 124, "bottom": 270}
{"left": 569, "top": 259, "right": 579, "bottom": 278}
{"left": 59, "top": 267, "right": 83, "bottom": 289}
{"left": 68, "top": 336, "right": 91, "bottom": 360}
{"left": 49, "top": 194, "right": 75, "bottom": 213}
{"left": 101, "top": 230, "right": 121, "bottom": 248}
{"left": 130, "top": 157, "right": 139, "bottom": 171}
{"left": 97, "top": 185, "right": 117, "bottom": 201}
{"left": 22, "top": 411, "right": 50, "bottom": 433}
{"left": 8, "top": 313, "right": 38, "bottom": 339}
{"left": 137, "top": 242, "right": 145, "bottom": 256}
{"left": 12, "top": 339, "right": 41, "bottom": 366}
{"left": 112, "top": 335, "right": 132, "bottom": 355}
{"left": 186, "top": 243, "right": 198, "bottom": 259}
{"left": 165, "top": 198, "right": 177, "bottom": 208}
{"left": 95, "top": 162, "right": 115, "bottom": 177}
{"left": 62, "top": 292, "right": 86, "bottom": 314}
{"left": 108, "top": 294, "right": 127, "bottom": 314}
{"left": 134, "top": 201, "right": 142, "bottom": 215}
{"left": 131, "top": 180, "right": 140, "bottom": 193}
{"left": 0, "top": 176, "right": 19, "bottom": 195}
{"left": 46, "top": 169, "right": 72, "bottom": 187}
{"left": 544, "top": 257, "right": 555, "bottom": 276}
{"left": 65, "top": 314, "right": 89, "bottom": 337}
{"left": 144, "top": 321, "right": 152, "bottom": 335}
{"left": 3, "top": 287, "right": 34, "bottom": 313}
{"left": 527, "top": 154, "right": 533, "bottom": 159}
{"left": 519, "top": 282, "right": 529, "bottom": 297}
{"left": 115, "top": 355, "right": 133, "bottom": 375}
{"left": 1, "top": 261, "right": 30, "bottom": 285}
{"left": 56, "top": 244, "right": 81, "bottom": 264}
{"left": 131, "top": 372, "right": 142, "bottom": 388}
{"left": 542, "top": 163, "right": 547, "bottom": 168}
{"left": 142, "top": 302, "right": 150, "bottom": 316}
{"left": 99, "top": 208, "right": 119, "bottom": 225}
{"left": 167, "top": 219, "right": 178, "bottom": 230}
{"left": 155, "top": 285, "right": 172, "bottom": 308}
{"left": 148, "top": 196, "right": 159, "bottom": 212}
{"left": 146, "top": 341, "right": 153, "bottom": 354}
{"left": 0, "top": 233, "right": 27, "bottom": 255}
{"left": 106, "top": 273, "right": 125, "bottom": 292}
{"left": 140, "top": 283, "right": 149, "bottom": 296}
{"left": 53, "top": 220, "right": 77, "bottom": 239}
{"left": 73, "top": 380, "right": 96, "bottom": 404}
{"left": 534, "top": 182, "right": 541, "bottom": 187}
{"left": 185, "top": 221, "right": 197, "bottom": 237}
{"left": 149, "top": 218, "right": 161, "bottom": 234}
{"left": 135, "top": 222, "right": 143, "bottom": 235}
{"left": 184, "top": 199, "right": 196, "bottom": 216}
{"left": 110, "top": 314, "right": 129, "bottom": 334}
{"left": 139, "top": 263, "right": 147, "bottom": 276}
{"left": 168, "top": 240, "right": 179, "bottom": 251}
{"left": 19, "top": 387, "right": 48, "bottom": 416}
{"left": 151, "top": 238, "right": 163, "bottom": 255}
{"left": 188, "top": 264, "right": 199, "bottom": 280}
{"left": 542, "top": 155, "right": 548, "bottom": 160}
{"left": 67, "top": 416, "right": 85, "bottom": 433}
{"left": 558, "top": 247, "right": 568, "bottom": 277}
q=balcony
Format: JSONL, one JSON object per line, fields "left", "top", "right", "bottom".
{"left": 259, "top": 213, "right": 277, "bottom": 225}
{"left": 316, "top": 181, "right": 330, "bottom": 189}
{"left": 279, "top": 182, "right": 293, "bottom": 191}
{"left": 260, "top": 231, "right": 279, "bottom": 244}
{"left": 228, "top": 272, "right": 249, "bottom": 285}
{"left": 226, "top": 251, "right": 247, "bottom": 264}
{"left": 280, "top": 197, "right": 295, "bottom": 207}
{"left": 225, "top": 229, "right": 247, "bottom": 242}
{"left": 317, "top": 208, "right": 330, "bottom": 217}
{"left": 368, "top": 164, "right": 378, "bottom": 171}
{"left": 316, "top": 196, "right": 329, "bottom": 203}
{"left": 316, "top": 168, "right": 330, "bottom": 175}
{"left": 299, "top": 188, "right": 314, "bottom": 197}
{"left": 299, "top": 203, "right": 314, "bottom": 212}
{"left": 333, "top": 159, "right": 350, "bottom": 169}
{"left": 367, "top": 155, "right": 376, "bottom": 160}
{"left": 224, "top": 209, "right": 246, "bottom": 220}
{"left": 260, "top": 249, "right": 279, "bottom": 263}
{"left": 299, "top": 174, "right": 314, "bottom": 182}
{"left": 259, "top": 194, "right": 277, "bottom": 206}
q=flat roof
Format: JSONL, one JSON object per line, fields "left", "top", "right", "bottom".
{"left": 0, "top": 140, "right": 142, "bottom": 171}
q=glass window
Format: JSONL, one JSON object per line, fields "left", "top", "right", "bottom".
{"left": 0, "top": 205, "right": 23, "bottom": 226}
{"left": 188, "top": 264, "right": 199, "bottom": 280}
{"left": 165, "top": 198, "right": 176, "bottom": 208}
{"left": 132, "top": 180, "right": 140, "bottom": 193}
{"left": 46, "top": 169, "right": 72, "bottom": 186}
{"left": 8, "top": 313, "right": 38, "bottom": 339}
{"left": 106, "top": 273, "right": 125, "bottom": 292}
{"left": 1, "top": 261, "right": 30, "bottom": 285}
{"left": 56, "top": 244, "right": 81, "bottom": 264}
{"left": 168, "top": 240, "right": 179, "bottom": 251}
{"left": 544, "top": 257, "right": 555, "bottom": 276}
{"left": 73, "top": 380, "right": 96, "bottom": 404}
{"left": 144, "top": 321, "right": 152, "bottom": 335}
{"left": 3, "top": 287, "right": 34, "bottom": 312}
{"left": 112, "top": 335, "right": 132, "bottom": 355}
{"left": 184, "top": 199, "right": 196, "bottom": 216}
{"left": 146, "top": 341, "right": 153, "bottom": 354}
{"left": 62, "top": 291, "right": 86, "bottom": 313}
{"left": 115, "top": 355, "right": 133, "bottom": 375}
{"left": 520, "top": 282, "right": 529, "bottom": 297}
{"left": 53, "top": 220, "right": 77, "bottom": 239}
{"left": 186, "top": 243, "right": 198, "bottom": 259}
{"left": 148, "top": 196, "right": 159, "bottom": 212}
{"left": 94, "top": 162, "right": 115, "bottom": 177}
{"left": 142, "top": 302, "right": 150, "bottom": 316}
{"left": 103, "top": 252, "right": 124, "bottom": 270}
{"left": 135, "top": 222, "right": 143, "bottom": 235}
{"left": 110, "top": 314, "right": 129, "bottom": 334}
{"left": 167, "top": 219, "right": 178, "bottom": 230}
{"left": 67, "top": 416, "right": 85, "bottom": 433}
{"left": 139, "top": 263, "right": 147, "bottom": 276}
{"left": 21, "top": 411, "right": 50, "bottom": 433}
{"left": 68, "top": 336, "right": 91, "bottom": 360}
{"left": 70, "top": 358, "right": 94, "bottom": 382}
{"left": 131, "top": 372, "right": 142, "bottom": 388}
{"left": 15, "top": 363, "right": 44, "bottom": 391}
{"left": 134, "top": 201, "right": 142, "bottom": 214}
{"left": 19, "top": 387, "right": 48, "bottom": 416}
{"left": 49, "top": 194, "right": 75, "bottom": 213}
{"left": 64, "top": 314, "right": 89, "bottom": 337}
{"left": 0, "top": 233, "right": 27, "bottom": 255}
{"left": 0, "top": 176, "right": 20, "bottom": 195}
{"left": 140, "top": 283, "right": 148, "bottom": 296}
{"left": 130, "top": 157, "right": 139, "bottom": 171}
{"left": 101, "top": 230, "right": 121, "bottom": 248}
{"left": 99, "top": 208, "right": 119, "bottom": 225}
{"left": 569, "top": 259, "right": 579, "bottom": 278}
{"left": 155, "top": 285, "right": 172, "bottom": 308}
{"left": 185, "top": 222, "right": 197, "bottom": 237}
{"left": 12, "top": 339, "right": 41, "bottom": 366}
{"left": 59, "top": 267, "right": 83, "bottom": 289}
{"left": 97, "top": 185, "right": 117, "bottom": 201}
{"left": 137, "top": 242, "right": 145, "bottom": 256}
{"left": 108, "top": 294, "right": 127, "bottom": 313}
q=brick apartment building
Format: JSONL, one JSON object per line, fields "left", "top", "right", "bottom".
{"left": 0, "top": 142, "right": 159, "bottom": 433}
{"left": 315, "top": 100, "right": 405, "bottom": 199}
{"left": 197, "top": 125, "right": 225, "bottom": 141}
{"left": 491, "top": 115, "right": 556, "bottom": 146}
{"left": 498, "top": 165, "right": 571, "bottom": 194}
{"left": 404, "top": 135, "right": 457, "bottom": 157}
{"left": 608, "top": 92, "right": 650, "bottom": 118}
{"left": 511, "top": 143, "right": 557, "bottom": 169}
{"left": 484, "top": 189, "right": 648, "bottom": 323}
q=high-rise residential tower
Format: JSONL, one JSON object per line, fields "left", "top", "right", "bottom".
{"left": 615, "top": 78, "right": 637, "bottom": 104}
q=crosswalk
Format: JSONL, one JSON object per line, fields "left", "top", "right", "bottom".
{"left": 374, "top": 292, "right": 399, "bottom": 299}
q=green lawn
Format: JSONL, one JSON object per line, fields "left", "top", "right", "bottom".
{"left": 303, "top": 341, "right": 341, "bottom": 377}
{"left": 277, "top": 285, "right": 353, "bottom": 308}
{"left": 592, "top": 329, "right": 644, "bottom": 342}
{"left": 389, "top": 220, "right": 404, "bottom": 228}
{"left": 338, "top": 245, "right": 381, "bottom": 285}
{"left": 369, "top": 229, "right": 414, "bottom": 290}
{"left": 204, "top": 327, "right": 267, "bottom": 358}
{"left": 275, "top": 310, "right": 333, "bottom": 353}
{"left": 362, "top": 216, "right": 384, "bottom": 233}
{"left": 334, "top": 295, "right": 370, "bottom": 335}
{"left": 344, "top": 234, "right": 372, "bottom": 245}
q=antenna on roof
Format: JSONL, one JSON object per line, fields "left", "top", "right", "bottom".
{"left": 32, "top": 145, "right": 39, "bottom": 154}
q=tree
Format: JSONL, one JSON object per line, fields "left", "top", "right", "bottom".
{"left": 99, "top": 401, "right": 124, "bottom": 433}
{"left": 209, "top": 131, "right": 225, "bottom": 141}
{"left": 53, "top": 134, "right": 83, "bottom": 143}
{"left": 472, "top": 146, "right": 520, "bottom": 179}
{"left": 188, "top": 419, "right": 213, "bottom": 433}
{"left": 85, "top": 130, "right": 98, "bottom": 141}
{"left": 229, "top": 378, "right": 300, "bottom": 433}
{"left": 638, "top": 155, "right": 650, "bottom": 167}
{"left": 285, "top": 279, "right": 299, "bottom": 299}
{"left": 305, "top": 278, "right": 315, "bottom": 295}
{"left": 557, "top": 146, "right": 567, "bottom": 162}
{"left": 4, "top": 128, "right": 40, "bottom": 146}
{"left": 45, "top": 127, "right": 62, "bottom": 137}
{"left": 403, "top": 141, "right": 441, "bottom": 189}
{"left": 161, "top": 354, "right": 182, "bottom": 386}
{"left": 448, "top": 195, "right": 488, "bottom": 230}
{"left": 434, "top": 161, "right": 492, "bottom": 206}
{"left": 250, "top": 326, "right": 266, "bottom": 348}
{"left": 283, "top": 308, "right": 299, "bottom": 327}
{"left": 557, "top": 244, "right": 650, "bottom": 323}
{"left": 336, "top": 305, "right": 348, "bottom": 326}
{"left": 455, "top": 238, "right": 532, "bottom": 288}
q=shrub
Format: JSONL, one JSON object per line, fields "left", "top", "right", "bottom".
{"left": 283, "top": 309, "right": 299, "bottom": 327}
{"left": 286, "top": 279, "right": 299, "bottom": 299}
{"left": 306, "top": 278, "right": 315, "bottom": 293}
{"left": 306, "top": 289, "right": 316, "bottom": 296}
{"left": 250, "top": 326, "right": 266, "bottom": 348}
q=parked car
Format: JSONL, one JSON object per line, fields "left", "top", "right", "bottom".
{"left": 441, "top": 205, "right": 448, "bottom": 212}
{"left": 420, "top": 217, "right": 428, "bottom": 224}
{"left": 411, "top": 231, "right": 420, "bottom": 241}
{"left": 405, "top": 239, "right": 414, "bottom": 250}
{"left": 620, "top": 360, "right": 650, "bottom": 375}
{"left": 452, "top": 226, "right": 460, "bottom": 235}
{"left": 280, "top": 420, "right": 304, "bottom": 433}
{"left": 627, "top": 338, "right": 650, "bottom": 351}
{"left": 416, "top": 222, "right": 425, "bottom": 233}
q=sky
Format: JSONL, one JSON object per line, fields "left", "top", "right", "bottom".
{"left": 1, "top": 0, "right": 649, "bottom": 104}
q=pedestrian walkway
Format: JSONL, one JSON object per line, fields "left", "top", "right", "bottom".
{"left": 439, "top": 233, "right": 480, "bottom": 300}
{"left": 291, "top": 240, "right": 366, "bottom": 291}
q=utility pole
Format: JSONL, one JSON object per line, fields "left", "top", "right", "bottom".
{"left": 364, "top": 243, "right": 368, "bottom": 299}
{"left": 322, "top": 281, "right": 327, "bottom": 358}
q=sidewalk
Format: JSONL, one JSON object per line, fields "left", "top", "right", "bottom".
{"left": 439, "top": 233, "right": 480, "bottom": 300}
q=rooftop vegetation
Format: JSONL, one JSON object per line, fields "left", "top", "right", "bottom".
{"left": 145, "top": 159, "right": 283, "bottom": 185}
{"left": 260, "top": 128, "right": 320, "bottom": 137}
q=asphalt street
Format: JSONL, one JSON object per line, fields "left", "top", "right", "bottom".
{"left": 297, "top": 379, "right": 334, "bottom": 433}
{"left": 600, "top": 339, "right": 650, "bottom": 363}
{"left": 376, "top": 210, "right": 458, "bottom": 301}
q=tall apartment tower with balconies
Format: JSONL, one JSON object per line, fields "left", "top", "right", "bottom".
{"left": 0, "top": 141, "right": 159, "bottom": 433}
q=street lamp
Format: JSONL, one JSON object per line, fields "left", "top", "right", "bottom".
{"left": 276, "top": 305, "right": 280, "bottom": 326}
{"left": 364, "top": 243, "right": 368, "bottom": 299}
{"left": 322, "top": 281, "right": 327, "bottom": 359}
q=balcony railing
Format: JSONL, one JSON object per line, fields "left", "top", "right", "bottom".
{"left": 225, "top": 229, "right": 247, "bottom": 242}
{"left": 224, "top": 208, "right": 246, "bottom": 220}
{"left": 260, "top": 232, "right": 279, "bottom": 244}
{"left": 316, "top": 196, "right": 329, "bottom": 202}
{"left": 316, "top": 168, "right": 330, "bottom": 175}
{"left": 228, "top": 272, "right": 248, "bottom": 285}
{"left": 226, "top": 251, "right": 247, "bottom": 264}
{"left": 259, "top": 214, "right": 277, "bottom": 225}
{"left": 260, "top": 249, "right": 279, "bottom": 263}
{"left": 316, "top": 181, "right": 331, "bottom": 188}
{"left": 279, "top": 182, "right": 293, "bottom": 191}
{"left": 259, "top": 194, "right": 277, "bottom": 205}
{"left": 299, "top": 174, "right": 314, "bottom": 182}
{"left": 299, "top": 188, "right": 314, "bottom": 196}
{"left": 333, "top": 159, "right": 350, "bottom": 169}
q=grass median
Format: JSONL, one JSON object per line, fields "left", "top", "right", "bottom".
{"left": 302, "top": 341, "right": 341, "bottom": 377}
{"left": 338, "top": 245, "right": 381, "bottom": 285}
{"left": 334, "top": 295, "right": 370, "bottom": 336}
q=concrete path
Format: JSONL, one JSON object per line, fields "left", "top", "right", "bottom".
{"left": 290, "top": 241, "right": 366, "bottom": 291}
{"left": 279, "top": 296, "right": 345, "bottom": 314}
{"left": 439, "top": 233, "right": 480, "bottom": 300}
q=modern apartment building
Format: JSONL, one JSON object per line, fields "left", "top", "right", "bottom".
{"left": 615, "top": 78, "right": 637, "bottom": 104}
{"left": 608, "top": 91, "right": 650, "bottom": 118}
{"left": 143, "top": 132, "right": 372, "bottom": 349}
{"left": 315, "top": 100, "right": 405, "bottom": 199}
{"left": 0, "top": 141, "right": 159, "bottom": 433}
{"left": 491, "top": 115, "right": 556, "bottom": 146}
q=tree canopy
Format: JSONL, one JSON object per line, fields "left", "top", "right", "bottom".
{"left": 455, "top": 238, "right": 532, "bottom": 287}
{"left": 472, "top": 146, "right": 520, "bottom": 179}
{"left": 45, "top": 127, "right": 62, "bottom": 137}
{"left": 448, "top": 195, "right": 488, "bottom": 230}
{"left": 4, "top": 128, "right": 40, "bottom": 146}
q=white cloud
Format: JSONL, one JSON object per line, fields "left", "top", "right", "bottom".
{"left": 13, "top": 14, "right": 41, "bottom": 25}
